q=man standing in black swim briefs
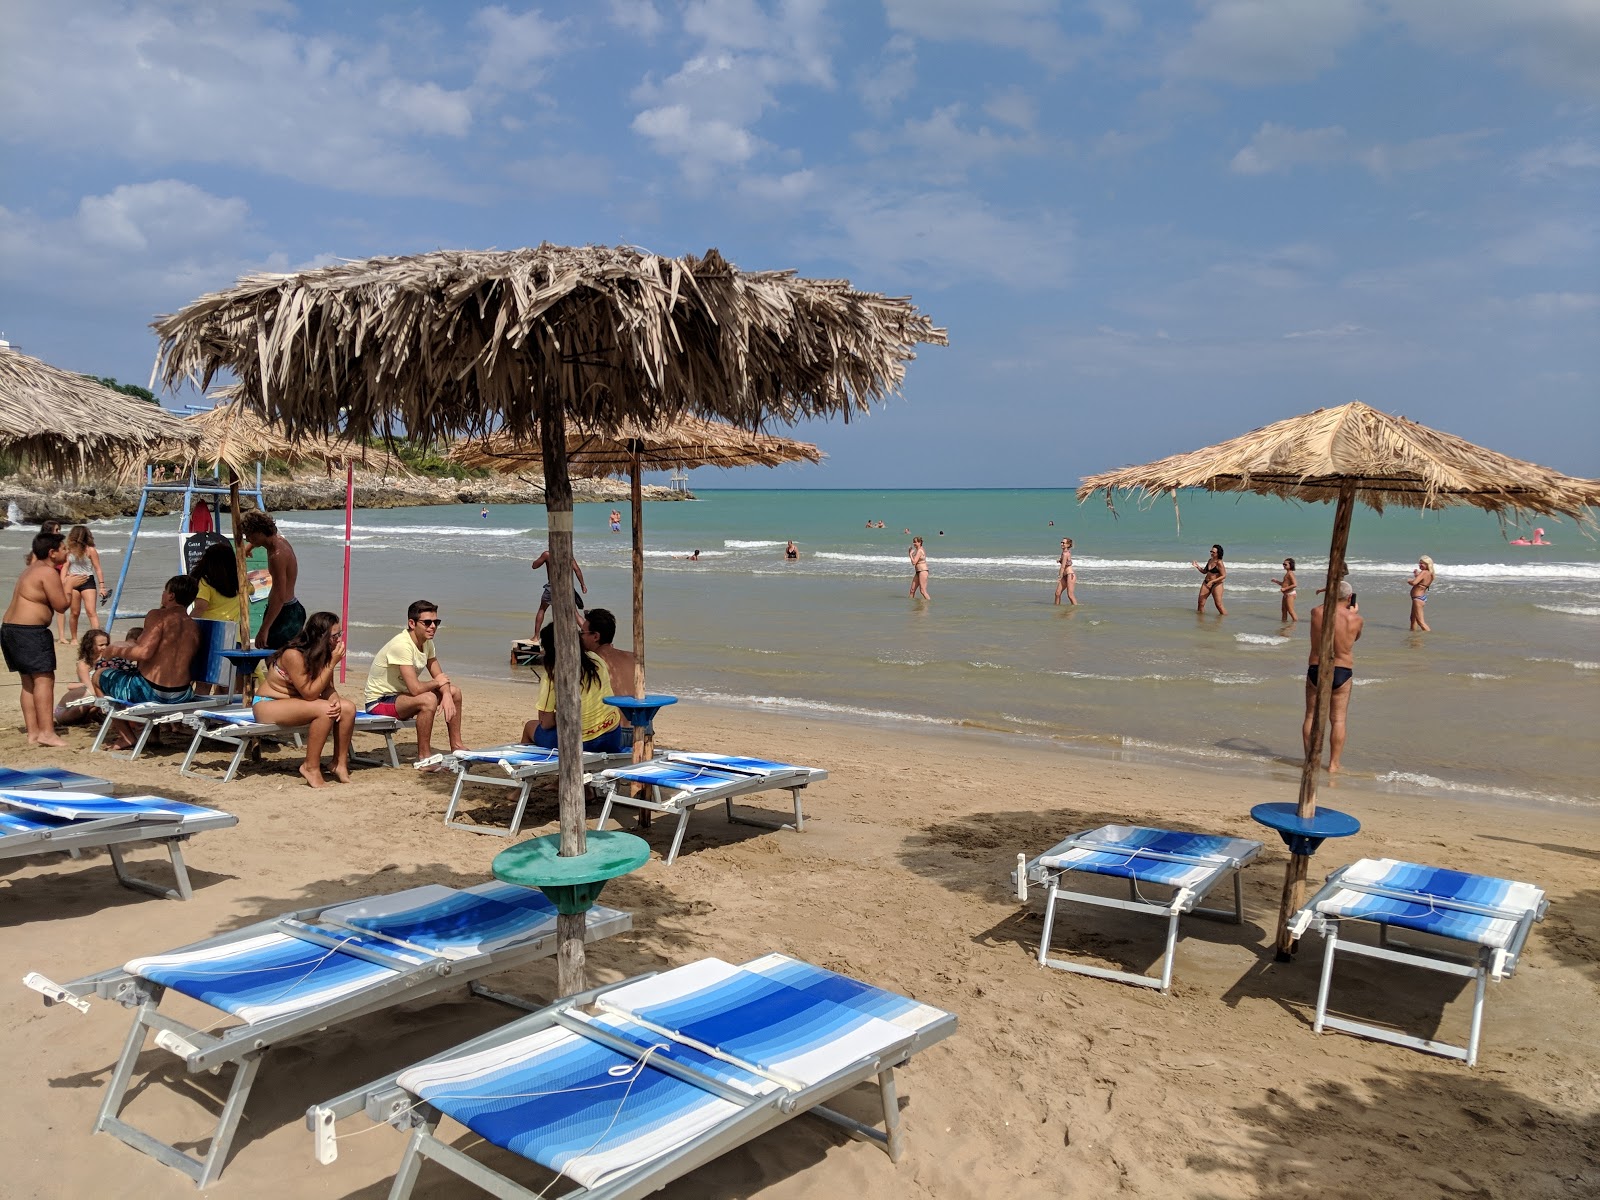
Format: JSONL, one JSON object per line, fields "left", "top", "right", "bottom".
{"left": 1303, "top": 579, "right": 1364, "bottom": 773}
{"left": 3, "top": 532, "right": 71, "bottom": 745}
{"left": 241, "top": 510, "right": 304, "bottom": 650}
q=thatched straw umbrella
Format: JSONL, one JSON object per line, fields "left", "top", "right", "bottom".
{"left": 455, "top": 416, "right": 824, "bottom": 770}
{"left": 1078, "top": 400, "right": 1600, "bottom": 958}
{"left": 0, "top": 345, "right": 197, "bottom": 477}
{"left": 153, "top": 244, "right": 944, "bottom": 993}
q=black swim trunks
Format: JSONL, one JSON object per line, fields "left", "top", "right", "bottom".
{"left": 264, "top": 599, "right": 307, "bottom": 650}
{"left": 1306, "top": 664, "right": 1353, "bottom": 690}
{"left": 1, "top": 623, "right": 56, "bottom": 675}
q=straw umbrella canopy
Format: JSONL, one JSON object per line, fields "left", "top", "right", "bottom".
{"left": 152, "top": 243, "right": 944, "bottom": 993}
{"left": 454, "top": 415, "right": 824, "bottom": 759}
{"left": 1078, "top": 400, "right": 1600, "bottom": 957}
{"left": 184, "top": 397, "right": 366, "bottom": 477}
{"left": 0, "top": 345, "right": 197, "bottom": 478}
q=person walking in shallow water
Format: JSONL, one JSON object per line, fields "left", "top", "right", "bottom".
{"left": 1304, "top": 580, "right": 1364, "bottom": 772}
{"left": 1053, "top": 537, "right": 1077, "bottom": 605}
{"left": 1407, "top": 555, "right": 1434, "bottom": 632}
{"left": 908, "top": 536, "right": 930, "bottom": 599}
{"left": 1192, "top": 544, "right": 1226, "bottom": 615}
{"left": 1273, "top": 557, "right": 1298, "bottom": 623}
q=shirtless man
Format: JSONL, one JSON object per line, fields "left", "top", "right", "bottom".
{"left": 96, "top": 576, "right": 201, "bottom": 746}
{"left": 1303, "top": 580, "right": 1364, "bottom": 773}
{"left": 1407, "top": 554, "right": 1435, "bottom": 632}
{"left": 582, "top": 608, "right": 638, "bottom": 696}
{"left": 240, "top": 511, "right": 303, "bottom": 649}
{"left": 4, "top": 532, "right": 71, "bottom": 745}
{"left": 530, "top": 545, "right": 586, "bottom": 634}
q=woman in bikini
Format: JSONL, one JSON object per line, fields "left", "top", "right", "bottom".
{"left": 1407, "top": 555, "right": 1434, "bottom": 632}
{"left": 908, "top": 536, "right": 930, "bottom": 600}
{"left": 59, "top": 525, "right": 108, "bottom": 643}
{"left": 252, "top": 610, "right": 357, "bottom": 788}
{"left": 1192, "top": 544, "right": 1227, "bottom": 615}
{"left": 1053, "top": 537, "right": 1078, "bottom": 605}
{"left": 1272, "top": 556, "right": 1298, "bottom": 623}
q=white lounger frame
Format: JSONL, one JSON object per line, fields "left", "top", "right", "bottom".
{"left": 1291, "top": 868, "right": 1548, "bottom": 1067}
{"left": 1014, "top": 834, "right": 1262, "bottom": 993}
{"left": 26, "top": 898, "right": 631, "bottom": 1187}
{"left": 70, "top": 695, "right": 228, "bottom": 760}
{"left": 595, "top": 758, "right": 827, "bottom": 866}
{"left": 0, "top": 800, "right": 236, "bottom": 900}
{"left": 177, "top": 710, "right": 409, "bottom": 782}
{"left": 427, "top": 747, "right": 633, "bottom": 838}
{"left": 308, "top": 971, "right": 956, "bottom": 1200}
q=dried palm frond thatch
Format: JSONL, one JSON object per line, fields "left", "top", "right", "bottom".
{"left": 152, "top": 245, "right": 945, "bottom": 444}
{"left": 1077, "top": 399, "right": 1599, "bottom": 960}
{"left": 451, "top": 414, "right": 824, "bottom": 477}
{"left": 184, "top": 399, "right": 370, "bottom": 476}
{"left": 1076, "top": 400, "right": 1600, "bottom": 519}
{"left": 0, "top": 345, "right": 198, "bottom": 477}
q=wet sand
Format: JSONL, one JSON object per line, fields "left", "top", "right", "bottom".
{"left": 3, "top": 677, "right": 1598, "bottom": 1199}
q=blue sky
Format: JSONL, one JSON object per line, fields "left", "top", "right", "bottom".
{"left": 1, "top": 0, "right": 1596, "bottom": 487}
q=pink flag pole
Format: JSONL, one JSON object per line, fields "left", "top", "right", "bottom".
{"left": 339, "top": 461, "right": 353, "bottom": 682}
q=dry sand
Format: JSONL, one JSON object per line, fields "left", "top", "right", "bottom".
{"left": 2, "top": 677, "right": 1597, "bottom": 1199}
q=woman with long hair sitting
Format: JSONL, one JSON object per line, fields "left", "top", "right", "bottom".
{"left": 189, "top": 542, "right": 243, "bottom": 695}
{"left": 252, "top": 610, "right": 357, "bottom": 788}
{"left": 522, "top": 622, "right": 628, "bottom": 752}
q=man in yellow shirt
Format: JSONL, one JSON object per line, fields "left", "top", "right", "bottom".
{"left": 363, "top": 599, "right": 465, "bottom": 764}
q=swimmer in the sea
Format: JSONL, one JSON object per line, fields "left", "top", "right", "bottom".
{"left": 1272, "top": 557, "right": 1298, "bottom": 623}
{"left": 784, "top": 540, "right": 799, "bottom": 560}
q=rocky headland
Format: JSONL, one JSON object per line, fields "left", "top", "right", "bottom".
{"left": 0, "top": 467, "right": 690, "bottom": 524}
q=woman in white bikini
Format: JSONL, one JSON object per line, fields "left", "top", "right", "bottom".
{"left": 1053, "top": 537, "right": 1078, "bottom": 605}
{"left": 1272, "top": 557, "right": 1298, "bottom": 623}
{"left": 59, "top": 525, "right": 108, "bottom": 643}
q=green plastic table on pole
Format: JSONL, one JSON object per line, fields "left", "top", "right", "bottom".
{"left": 492, "top": 829, "right": 650, "bottom": 915}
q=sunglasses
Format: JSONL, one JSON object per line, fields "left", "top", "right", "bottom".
{"left": 417, "top": 618, "right": 443, "bottom": 628}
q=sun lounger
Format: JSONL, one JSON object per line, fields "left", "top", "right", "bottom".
{"left": 0, "top": 765, "right": 113, "bottom": 792}
{"left": 1287, "top": 858, "right": 1548, "bottom": 1065}
{"left": 177, "top": 705, "right": 409, "bottom": 782}
{"left": 1013, "top": 824, "right": 1263, "bottom": 992}
{"left": 25, "top": 880, "right": 631, "bottom": 1186}
{"left": 594, "top": 753, "right": 827, "bottom": 865}
{"left": 0, "top": 789, "right": 235, "bottom": 900}
{"left": 422, "top": 744, "right": 633, "bottom": 838}
{"left": 308, "top": 953, "right": 956, "bottom": 1198}
{"left": 69, "top": 694, "right": 228, "bottom": 759}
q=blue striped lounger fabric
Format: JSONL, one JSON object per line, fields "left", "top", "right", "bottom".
{"left": 0, "top": 789, "right": 235, "bottom": 900}
{"left": 426, "top": 744, "right": 630, "bottom": 838}
{"left": 308, "top": 953, "right": 956, "bottom": 1198}
{"left": 0, "top": 765, "right": 113, "bottom": 792}
{"left": 1288, "top": 858, "right": 1548, "bottom": 1066}
{"left": 178, "top": 705, "right": 408, "bottom": 782}
{"left": 25, "top": 880, "right": 632, "bottom": 1186}
{"left": 596, "top": 753, "right": 828, "bottom": 865}
{"left": 1014, "top": 824, "right": 1264, "bottom": 992}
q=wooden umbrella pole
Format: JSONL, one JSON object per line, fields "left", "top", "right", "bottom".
{"left": 628, "top": 450, "right": 653, "bottom": 828}
{"left": 228, "top": 469, "right": 253, "bottom": 650}
{"left": 541, "top": 405, "right": 588, "bottom": 996}
{"left": 1274, "top": 479, "right": 1356, "bottom": 958}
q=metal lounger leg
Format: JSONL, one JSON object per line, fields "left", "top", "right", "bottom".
{"left": 878, "top": 1067, "right": 905, "bottom": 1161}
{"left": 507, "top": 780, "right": 533, "bottom": 839}
{"left": 221, "top": 737, "right": 250, "bottom": 784}
{"left": 1313, "top": 923, "right": 1340, "bottom": 1035}
{"left": 90, "top": 710, "right": 116, "bottom": 753}
{"left": 408, "top": 1126, "right": 543, "bottom": 1200}
{"left": 595, "top": 791, "right": 616, "bottom": 830}
{"left": 442, "top": 769, "right": 470, "bottom": 828}
{"left": 664, "top": 806, "right": 694, "bottom": 866}
{"left": 1037, "top": 884, "right": 1060, "bottom": 967}
{"left": 125, "top": 718, "right": 157, "bottom": 761}
{"left": 791, "top": 787, "right": 805, "bottom": 832}
{"left": 387, "top": 1125, "right": 434, "bottom": 1200}
{"left": 1156, "top": 909, "right": 1182, "bottom": 993}
{"left": 107, "top": 840, "right": 194, "bottom": 901}
{"left": 177, "top": 726, "right": 206, "bottom": 777}
{"left": 1465, "top": 960, "right": 1489, "bottom": 1068}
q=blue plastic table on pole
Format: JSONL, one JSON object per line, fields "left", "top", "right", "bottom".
{"left": 1250, "top": 802, "right": 1361, "bottom": 857}
{"left": 218, "top": 649, "right": 275, "bottom": 703}
{"left": 602, "top": 694, "right": 677, "bottom": 735}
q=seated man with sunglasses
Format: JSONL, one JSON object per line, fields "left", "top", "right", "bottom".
{"left": 363, "top": 599, "right": 465, "bottom": 765}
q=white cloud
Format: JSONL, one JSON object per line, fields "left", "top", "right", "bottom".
{"left": 799, "top": 189, "right": 1074, "bottom": 288}
{"left": 0, "top": 1, "right": 478, "bottom": 198}
{"left": 630, "top": 1, "right": 835, "bottom": 181}
{"left": 882, "top": 0, "right": 1077, "bottom": 66}
{"left": 1502, "top": 292, "right": 1600, "bottom": 317}
{"left": 1230, "top": 122, "right": 1488, "bottom": 175}
{"left": 984, "top": 87, "right": 1038, "bottom": 131}
{"left": 1043, "top": 320, "right": 1426, "bottom": 378}
{"left": 1492, "top": 218, "right": 1597, "bottom": 266}
{"left": 0, "top": 181, "right": 282, "bottom": 312}
{"left": 608, "top": 0, "right": 665, "bottom": 38}
{"left": 1516, "top": 139, "right": 1600, "bottom": 180}
{"left": 471, "top": 6, "right": 566, "bottom": 91}
{"left": 1167, "top": 0, "right": 1372, "bottom": 85}
{"left": 857, "top": 35, "right": 917, "bottom": 117}
{"left": 738, "top": 169, "right": 818, "bottom": 203}
{"left": 1387, "top": 0, "right": 1600, "bottom": 97}
{"left": 856, "top": 105, "right": 1052, "bottom": 182}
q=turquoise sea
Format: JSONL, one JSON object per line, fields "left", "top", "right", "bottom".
{"left": 38, "top": 488, "right": 1600, "bottom": 809}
